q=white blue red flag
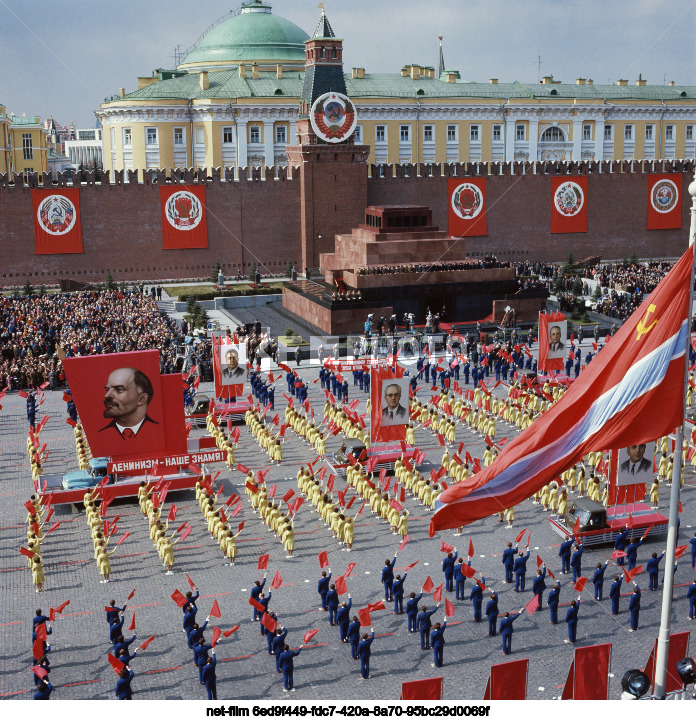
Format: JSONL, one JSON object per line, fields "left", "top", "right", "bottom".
{"left": 430, "top": 246, "right": 693, "bottom": 534}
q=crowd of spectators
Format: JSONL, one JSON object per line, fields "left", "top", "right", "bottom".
{"left": 356, "top": 258, "right": 512, "bottom": 275}
{"left": 0, "top": 290, "right": 186, "bottom": 391}
{"left": 583, "top": 260, "right": 673, "bottom": 295}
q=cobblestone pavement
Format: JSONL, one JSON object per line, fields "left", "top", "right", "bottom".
{"left": 1, "top": 339, "right": 694, "bottom": 701}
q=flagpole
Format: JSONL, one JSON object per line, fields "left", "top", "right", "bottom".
{"left": 653, "top": 172, "right": 696, "bottom": 698}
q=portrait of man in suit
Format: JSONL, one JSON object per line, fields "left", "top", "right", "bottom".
{"left": 547, "top": 324, "right": 566, "bottom": 359}
{"left": 618, "top": 443, "right": 654, "bottom": 486}
{"left": 381, "top": 381, "right": 407, "bottom": 426}
{"left": 221, "top": 346, "right": 245, "bottom": 383}
{"left": 100, "top": 367, "right": 159, "bottom": 440}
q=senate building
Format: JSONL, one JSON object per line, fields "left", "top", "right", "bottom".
{"left": 97, "top": 0, "right": 696, "bottom": 177}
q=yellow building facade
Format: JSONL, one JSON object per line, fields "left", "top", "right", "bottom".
{"left": 97, "top": 2, "right": 696, "bottom": 176}
{"left": 0, "top": 105, "right": 49, "bottom": 175}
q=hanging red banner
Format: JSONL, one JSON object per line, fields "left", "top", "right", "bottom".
{"left": 31, "top": 188, "right": 84, "bottom": 255}
{"left": 448, "top": 178, "right": 487, "bottom": 237}
{"left": 647, "top": 174, "right": 682, "bottom": 230}
{"left": 160, "top": 185, "right": 208, "bottom": 249}
{"left": 550, "top": 176, "right": 587, "bottom": 234}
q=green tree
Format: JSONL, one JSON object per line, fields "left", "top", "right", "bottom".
{"left": 285, "top": 260, "right": 294, "bottom": 278}
{"left": 195, "top": 305, "right": 209, "bottom": 329}
{"left": 22, "top": 278, "right": 34, "bottom": 296}
{"left": 630, "top": 252, "right": 639, "bottom": 264}
{"left": 38, "top": 285, "right": 47, "bottom": 297}
{"left": 248, "top": 263, "right": 258, "bottom": 283}
{"left": 571, "top": 278, "right": 584, "bottom": 296}
{"left": 553, "top": 277, "right": 565, "bottom": 294}
{"left": 105, "top": 271, "right": 117, "bottom": 290}
{"left": 592, "top": 284, "right": 602, "bottom": 300}
{"left": 210, "top": 259, "right": 223, "bottom": 285}
{"left": 562, "top": 252, "right": 575, "bottom": 274}
{"left": 186, "top": 295, "right": 199, "bottom": 319}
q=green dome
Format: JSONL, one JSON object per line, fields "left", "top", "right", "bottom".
{"left": 181, "top": 1, "right": 309, "bottom": 69}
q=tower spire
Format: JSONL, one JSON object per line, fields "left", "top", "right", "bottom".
{"left": 437, "top": 36, "right": 445, "bottom": 79}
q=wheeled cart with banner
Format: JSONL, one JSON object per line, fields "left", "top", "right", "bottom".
{"left": 326, "top": 440, "right": 415, "bottom": 479}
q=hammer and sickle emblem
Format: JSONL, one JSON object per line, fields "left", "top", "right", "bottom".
{"left": 636, "top": 304, "right": 658, "bottom": 341}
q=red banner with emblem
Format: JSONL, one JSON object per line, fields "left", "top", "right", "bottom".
{"left": 31, "top": 188, "right": 84, "bottom": 254}
{"left": 647, "top": 174, "right": 682, "bottom": 230}
{"left": 550, "top": 176, "right": 587, "bottom": 234}
{"left": 160, "top": 185, "right": 208, "bottom": 249}
{"left": 448, "top": 178, "right": 487, "bottom": 237}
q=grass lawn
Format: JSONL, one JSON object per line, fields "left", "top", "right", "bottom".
{"left": 278, "top": 335, "right": 309, "bottom": 346}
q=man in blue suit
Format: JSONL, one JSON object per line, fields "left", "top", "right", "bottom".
{"left": 442, "top": 549, "right": 458, "bottom": 592}
{"left": 609, "top": 575, "right": 623, "bottom": 615}
{"left": 357, "top": 628, "right": 375, "bottom": 680}
{"left": 417, "top": 603, "right": 440, "bottom": 649}
{"left": 614, "top": 526, "right": 630, "bottom": 566}
{"left": 570, "top": 543, "right": 584, "bottom": 582}
{"left": 499, "top": 608, "right": 524, "bottom": 655}
{"left": 628, "top": 583, "right": 641, "bottom": 631}
{"left": 278, "top": 643, "right": 303, "bottom": 692}
{"left": 382, "top": 554, "right": 397, "bottom": 602}
{"left": 391, "top": 574, "right": 407, "bottom": 614}
{"left": 564, "top": 596, "right": 582, "bottom": 643}
{"left": 317, "top": 569, "right": 331, "bottom": 611}
{"left": 347, "top": 616, "right": 361, "bottom": 659}
{"left": 513, "top": 550, "right": 530, "bottom": 592}
{"left": 336, "top": 595, "right": 352, "bottom": 641}
{"left": 558, "top": 534, "right": 575, "bottom": 575}
{"left": 326, "top": 585, "right": 339, "bottom": 626}
{"left": 548, "top": 582, "right": 561, "bottom": 624}
{"left": 625, "top": 535, "right": 644, "bottom": 571}
{"left": 430, "top": 618, "right": 448, "bottom": 668}
{"left": 406, "top": 590, "right": 423, "bottom": 632}
{"left": 686, "top": 578, "right": 696, "bottom": 620}
{"left": 646, "top": 551, "right": 665, "bottom": 591}
{"left": 454, "top": 558, "right": 468, "bottom": 600}
{"left": 485, "top": 592, "right": 499, "bottom": 636}
{"left": 502, "top": 543, "right": 517, "bottom": 584}
{"left": 532, "top": 566, "right": 546, "bottom": 610}
{"left": 592, "top": 560, "right": 610, "bottom": 601}
{"left": 469, "top": 578, "right": 485, "bottom": 622}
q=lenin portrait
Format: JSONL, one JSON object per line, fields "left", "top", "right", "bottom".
{"left": 100, "top": 367, "right": 159, "bottom": 440}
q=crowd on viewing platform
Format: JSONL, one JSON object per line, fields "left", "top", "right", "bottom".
{"left": 0, "top": 290, "right": 186, "bottom": 391}
{"left": 355, "top": 259, "right": 512, "bottom": 276}
{"left": 583, "top": 260, "right": 674, "bottom": 295}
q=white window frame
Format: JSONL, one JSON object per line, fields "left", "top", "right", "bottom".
{"left": 399, "top": 125, "right": 410, "bottom": 142}
{"left": 174, "top": 127, "right": 184, "bottom": 145}
{"left": 665, "top": 124, "right": 674, "bottom": 141}
{"left": 583, "top": 124, "right": 592, "bottom": 141}
{"left": 516, "top": 124, "right": 525, "bottom": 141}
{"left": 123, "top": 128, "right": 132, "bottom": 147}
{"left": 687, "top": 125, "right": 694, "bottom": 141}
{"left": 423, "top": 125, "right": 434, "bottom": 142}
{"left": 145, "top": 127, "right": 158, "bottom": 146}
{"left": 375, "top": 125, "right": 386, "bottom": 143}
{"left": 470, "top": 125, "right": 480, "bottom": 142}
{"left": 447, "top": 124, "right": 458, "bottom": 142}
{"left": 275, "top": 125, "right": 287, "bottom": 144}
{"left": 22, "top": 133, "right": 33, "bottom": 160}
{"left": 604, "top": 125, "right": 613, "bottom": 141}
{"left": 645, "top": 125, "right": 654, "bottom": 141}
{"left": 492, "top": 125, "right": 501, "bottom": 141}
{"left": 624, "top": 125, "right": 633, "bottom": 141}
{"left": 249, "top": 125, "right": 260, "bottom": 143}
{"left": 354, "top": 125, "right": 362, "bottom": 143}
{"left": 222, "top": 126, "right": 234, "bottom": 144}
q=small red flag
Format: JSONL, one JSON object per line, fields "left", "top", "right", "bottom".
{"left": 210, "top": 600, "right": 222, "bottom": 618}
{"left": 433, "top": 584, "right": 443, "bottom": 603}
{"left": 66, "top": 418, "right": 77, "bottom": 427}
{"left": 358, "top": 608, "right": 371, "bottom": 627}
{"left": 139, "top": 634, "right": 155, "bottom": 650}
{"left": 515, "top": 528, "right": 528, "bottom": 544}
{"left": 468, "top": 539, "right": 475, "bottom": 558}
{"left": 675, "top": 544, "right": 688, "bottom": 559}
{"left": 345, "top": 562, "right": 357, "bottom": 577}
{"left": 19, "top": 546, "right": 34, "bottom": 558}
{"left": 127, "top": 589, "right": 136, "bottom": 600}
{"left": 536, "top": 555, "right": 544, "bottom": 568}
{"left": 525, "top": 594, "right": 540, "bottom": 615}
{"left": 440, "top": 541, "right": 454, "bottom": 553}
{"left": 573, "top": 517, "right": 580, "bottom": 537}
{"left": 211, "top": 626, "right": 222, "bottom": 648}
{"left": 24, "top": 499, "right": 35, "bottom": 514}
{"left": 108, "top": 652, "right": 125, "bottom": 674}
{"left": 283, "top": 488, "right": 295, "bottom": 504}
{"left": 236, "top": 463, "right": 250, "bottom": 474}
{"left": 423, "top": 576, "right": 434, "bottom": 594}
{"left": 127, "top": 612, "right": 136, "bottom": 631}
{"left": 611, "top": 549, "right": 627, "bottom": 560}
{"left": 627, "top": 513, "right": 634, "bottom": 530}
{"left": 168, "top": 505, "right": 177, "bottom": 522}
{"left": 303, "top": 629, "right": 320, "bottom": 644}
{"left": 271, "top": 570, "right": 283, "bottom": 590}
{"left": 116, "top": 531, "right": 130, "bottom": 546}
{"left": 249, "top": 597, "right": 265, "bottom": 612}
{"left": 366, "top": 600, "right": 386, "bottom": 612}
{"left": 55, "top": 600, "right": 70, "bottom": 614}
{"left": 261, "top": 613, "right": 277, "bottom": 633}
{"left": 398, "top": 535, "right": 410, "bottom": 552}
{"left": 32, "top": 664, "right": 49, "bottom": 679}
{"left": 171, "top": 589, "right": 187, "bottom": 608}
{"left": 176, "top": 521, "right": 188, "bottom": 533}
{"left": 318, "top": 550, "right": 329, "bottom": 568}
{"left": 444, "top": 598, "right": 455, "bottom": 617}
{"left": 47, "top": 522, "right": 60, "bottom": 534}
{"left": 574, "top": 577, "right": 588, "bottom": 593}
{"left": 181, "top": 525, "right": 192, "bottom": 541}
{"left": 334, "top": 576, "right": 348, "bottom": 595}
{"left": 223, "top": 625, "right": 240, "bottom": 638}
{"left": 238, "top": 521, "right": 245, "bottom": 533}
{"left": 258, "top": 553, "right": 270, "bottom": 571}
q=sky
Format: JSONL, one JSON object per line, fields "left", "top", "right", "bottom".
{"left": 1, "top": 0, "right": 695, "bottom": 129}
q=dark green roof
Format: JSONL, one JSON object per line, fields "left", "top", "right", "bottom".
{"left": 115, "top": 70, "right": 696, "bottom": 102}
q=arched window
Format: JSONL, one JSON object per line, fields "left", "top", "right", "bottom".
{"left": 540, "top": 126, "right": 565, "bottom": 142}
